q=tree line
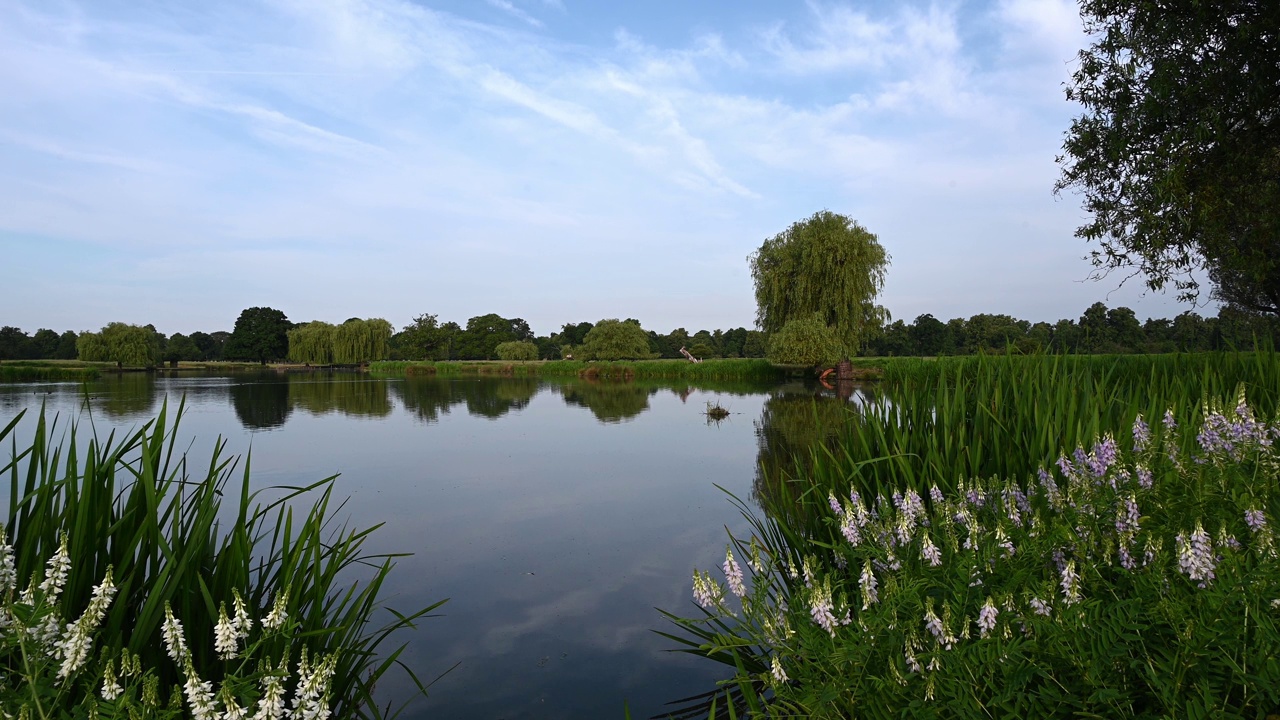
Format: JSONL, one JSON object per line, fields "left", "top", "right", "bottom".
{"left": 1, "top": 302, "right": 1275, "bottom": 368}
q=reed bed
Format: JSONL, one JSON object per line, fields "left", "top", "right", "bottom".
{"left": 371, "top": 358, "right": 783, "bottom": 381}
{"left": 0, "top": 400, "right": 443, "bottom": 719}
{"left": 0, "top": 364, "right": 100, "bottom": 382}
{"left": 668, "top": 350, "right": 1280, "bottom": 718}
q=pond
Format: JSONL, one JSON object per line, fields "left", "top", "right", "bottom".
{"left": 0, "top": 371, "right": 860, "bottom": 719}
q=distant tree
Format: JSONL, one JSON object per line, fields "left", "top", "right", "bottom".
{"left": 224, "top": 307, "right": 291, "bottom": 364}
{"left": 908, "top": 314, "right": 948, "bottom": 356}
{"left": 54, "top": 331, "right": 79, "bottom": 360}
{"left": 579, "top": 319, "right": 652, "bottom": 361}
{"left": 77, "top": 322, "right": 161, "bottom": 368}
{"left": 495, "top": 341, "right": 539, "bottom": 361}
{"left": 767, "top": 313, "right": 844, "bottom": 366}
{"left": 288, "top": 322, "right": 336, "bottom": 365}
{"left": 691, "top": 330, "right": 719, "bottom": 358}
{"left": 687, "top": 342, "right": 716, "bottom": 360}
{"left": 163, "top": 333, "right": 202, "bottom": 363}
{"left": 1171, "top": 312, "right": 1210, "bottom": 352}
{"left": 721, "top": 327, "right": 749, "bottom": 358}
{"left": 455, "top": 314, "right": 534, "bottom": 360}
{"left": 30, "top": 329, "right": 60, "bottom": 359}
{"left": 742, "top": 330, "right": 768, "bottom": 358}
{"left": 393, "top": 313, "right": 445, "bottom": 361}
{"left": 0, "top": 327, "right": 30, "bottom": 361}
{"left": 1056, "top": 0, "right": 1280, "bottom": 312}
{"left": 1105, "top": 307, "right": 1145, "bottom": 353}
{"left": 750, "top": 210, "right": 890, "bottom": 358}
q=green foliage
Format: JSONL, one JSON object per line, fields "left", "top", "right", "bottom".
{"left": 1056, "top": 0, "right": 1280, "bottom": 313}
{"left": 392, "top": 314, "right": 447, "bottom": 361}
{"left": 0, "top": 402, "right": 443, "bottom": 719}
{"left": 750, "top": 210, "right": 891, "bottom": 356}
{"left": 224, "top": 307, "right": 291, "bottom": 364}
{"left": 332, "top": 318, "right": 392, "bottom": 365}
{"left": 76, "top": 323, "right": 161, "bottom": 368}
{"left": 579, "top": 319, "right": 653, "bottom": 361}
{"left": 287, "top": 321, "right": 336, "bottom": 365}
{"left": 454, "top": 314, "right": 533, "bottom": 360}
{"left": 162, "top": 333, "right": 202, "bottom": 363}
{"left": 766, "top": 314, "right": 844, "bottom": 367}
{"left": 669, "top": 361, "right": 1280, "bottom": 718}
{"left": 495, "top": 341, "right": 538, "bottom": 361}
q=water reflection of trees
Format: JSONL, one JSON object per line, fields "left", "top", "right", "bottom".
{"left": 753, "top": 383, "right": 877, "bottom": 526}
{"left": 555, "top": 380, "right": 656, "bottom": 423}
{"left": 230, "top": 376, "right": 292, "bottom": 430}
{"left": 288, "top": 373, "right": 392, "bottom": 418}
{"left": 391, "top": 377, "right": 540, "bottom": 423}
{"left": 90, "top": 373, "right": 160, "bottom": 420}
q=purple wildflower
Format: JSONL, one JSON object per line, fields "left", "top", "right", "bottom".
{"left": 860, "top": 561, "right": 878, "bottom": 609}
{"left": 1115, "top": 495, "right": 1140, "bottom": 536}
{"left": 977, "top": 598, "right": 998, "bottom": 638}
{"left": 1028, "top": 597, "right": 1051, "bottom": 616}
{"left": 1132, "top": 414, "right": 1151, "bottom": 453}
{"left": 1136, "top": 466, "right": 1153, "bottom": 489}
{"left": 930, "top": 485, "right": 944, "bottom": 504}
{"left": 1176, "top": 523, "right": 1215, "bottom": 588}
{"left": 921, "top": 534, "right": 942, "bottom": 566}
{"left": 723, "top": 548, "right": 745, "bottom": 598}
{"left": 1163, "top": 408, "right": 1177, "bottom": 430}
{"left": 1056, "top": 455, "right": 1074, "bottom": 477}
{"left": 828, "top": 492, "right": 844, "bottom": 517}
{"left": 692, "top": 571, "right": 723, "bottom": 610}
{"left": 1059, "top": 559, "right": 1080, "bottom": 605}
{"left": 810, "top": 580, "right": 837, "bottom": 637}
{"left": 923, "top": 606, "right": 952, "bottom": 650}
{"left": 1245, "top": 508, "right": 1267, "bottom": 533}
{"left": 1087, "top": 435, "right": 1119, "bottom": 478}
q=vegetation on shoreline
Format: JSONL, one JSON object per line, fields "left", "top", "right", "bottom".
{"left": 0, "top": 362, "right": 100, "bottom": 382}
{"left": 669, "top": 350, "right": 1280, "bottom": 718}
{"left": 369, "top": 358, "right": 785, "bottom": 381}
{"left": 0, "top": 401, "right": 444, "bottom": 718}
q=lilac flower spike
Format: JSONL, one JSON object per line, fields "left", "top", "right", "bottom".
{"left": 723, "top": 548, "right": 746, "bottom": 598}
{"left": 1132, "top": 414, "right": 1151, "bottom": 453}
{"left": 1163, "top": 408, "right": 1177, "bottom": 430}
{"left": 1245, "top": 508, "right": 1267, "bottom": 534}
{"left": 977, "top": 598, "right": 998, "bottom": 638}
{"left": 1176, "top": 522, "right": 1216, "bottom": 588}
{"left": 860, "top": 560, "right": 878, "bottom": 609}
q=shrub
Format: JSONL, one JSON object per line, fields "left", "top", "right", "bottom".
{"left": 766, "top": 313, "right": 844, "bottom": 367}
{"left": 495, "top": 341, "right": 539, "bottom": 361}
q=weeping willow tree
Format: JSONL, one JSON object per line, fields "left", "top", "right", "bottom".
{"left": 288, "top": 321, "right": 336, "bottom": 365}
{"left": 76, "top": 322, "right": 161, "bottom": 368}
{"left": 332, "top": 318, "right": 393, "bottom": 365}
{"left": 749, "top": 211, "right": 891, "bottom": 359}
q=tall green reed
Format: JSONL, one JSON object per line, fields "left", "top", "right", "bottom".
{"left": 1, "top": 399, "right": 445, "bottom": 718}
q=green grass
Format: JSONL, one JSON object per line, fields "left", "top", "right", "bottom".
{"left": 665, "top": 349, "right": 1280, "bottom": 718}
{"left": 1, "top": 400, "right": 444, "bottom": 718}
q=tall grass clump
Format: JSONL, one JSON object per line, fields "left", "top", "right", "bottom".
{"left": 541, "top": 359, "right": 782, "bottom": 381}
{"left": 0, "top": 400, "right": 444, "bottom": 719}
{"left": 763, "top": 352, "right": 1280, "bottom": 513}
{"left": 0, "top": 364, "right": 101, "bottom": 382}
{"left": 670, "top": 386, "right": 1280, "bottom": 718}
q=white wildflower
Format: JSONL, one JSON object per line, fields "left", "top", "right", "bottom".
{"left": 263, "top": 592, "right": 289, "bottom": 631}
{"left": 162, "top": 603, "right": 189, "bottom": 663}
{"left": 232, "top": 590, "right": 253, "bottom": 640}
{"left": 859, "top": 560, "right": 878, "bottom": 609}
{"left": 723, "top": 548, "right": 745, "bottom": 598}
{"left": 101, "top": 659, "right": 123, "bottom": 700}
{"left": 770, "top": 655, "right": 789, "bottom": 685}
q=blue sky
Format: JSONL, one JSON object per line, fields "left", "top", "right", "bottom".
{"left": 0, "top": 0, "right": 1208, "bottom": 337}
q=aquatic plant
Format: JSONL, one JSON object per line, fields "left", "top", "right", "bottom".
{"left": 0, "top": 400, "right": 446, "bottom": 718}
{"left": 671, "top": 385, "right": 1280, "bottom": 717}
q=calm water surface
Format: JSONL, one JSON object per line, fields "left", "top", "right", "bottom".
{"left": 0, "top": 371, "right": 854, "bottom": 719}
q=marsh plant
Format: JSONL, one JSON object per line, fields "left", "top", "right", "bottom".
{"left": 0, "top": 401, "right": 444, "bottom": 719}
{"left": 671, "top": 387, "right": 1280, "bottom": 718}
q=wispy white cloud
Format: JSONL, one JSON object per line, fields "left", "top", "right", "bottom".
{"left": 485, "top": 0, "right": 543, "bottom": 28}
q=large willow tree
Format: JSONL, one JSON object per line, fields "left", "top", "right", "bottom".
{"left": 749, "top": 211, "right": 890, "bottom": 359}
{"left": 332, "top": 318, "right": 393, "bottom": 365}
{"left": 287, "top": 321, "right": 336, "bottom": 365}
{"left": 76, "top": 322, "right": 161, "bottom": 368}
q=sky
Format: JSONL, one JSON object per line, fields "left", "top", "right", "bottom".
{"left": 0, "top": 0, "right": 1213, "bottom": 337}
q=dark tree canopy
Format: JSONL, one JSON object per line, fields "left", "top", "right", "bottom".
{"left": 1056, "top": 0, "right": 1280, "bottom": 313}
{"left": 224, "top": 307, "right": 291, "bottom": 364}
{"left": 749, "top": 210, "right": 890, "bottom": 357}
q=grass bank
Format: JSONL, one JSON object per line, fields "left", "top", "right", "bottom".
{"left": 0, "top": 360, "right": 101, "bottom": 382}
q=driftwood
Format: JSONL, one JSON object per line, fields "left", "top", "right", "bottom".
{"left": 678, "top": 346, "right": 701, "bottom": 363}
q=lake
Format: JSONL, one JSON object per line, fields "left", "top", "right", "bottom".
{"left": 0, "top": 370, "right": 855, "bottom": 719}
